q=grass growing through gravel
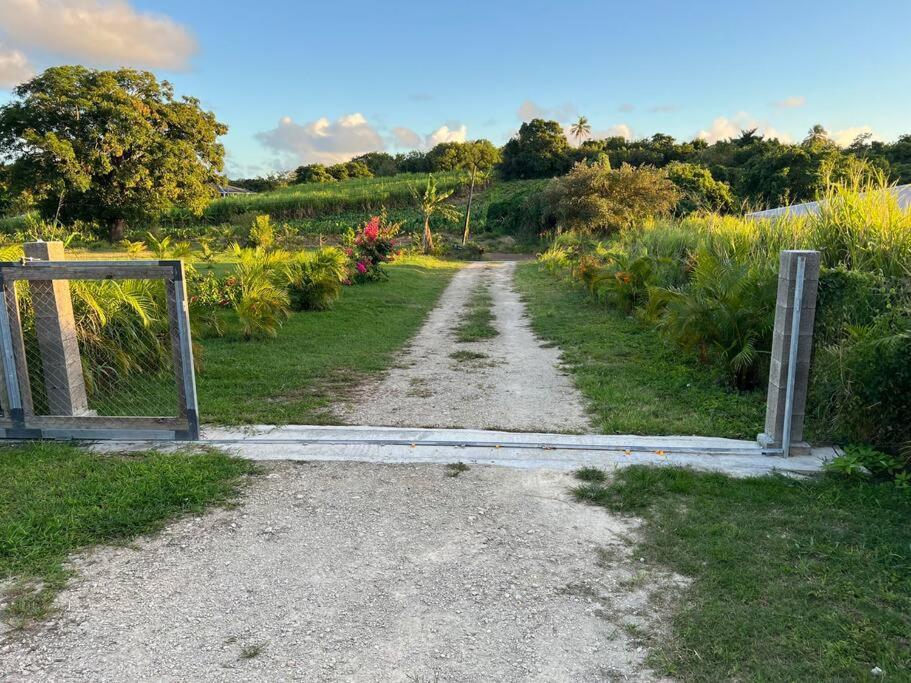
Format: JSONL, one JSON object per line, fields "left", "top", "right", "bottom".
{"left": 573, "top": 466, "right": 911, "bottom": 681}
{"left": 514, "top": 262, "right": 763, "bottom": 437}
{"left": 449, "top": 350, "right": 488, "bottom": 362}
{"left": 0, "top": 442, "right": 253, "bottom": 627}
{"left": 197, "top": 256, "right": 460, "bottom": 424}
{"left": 445, "top": 462, "right": 470, "bottom": 477}
{"left": 453, "top": 282, "right": 498, "bottom": 343}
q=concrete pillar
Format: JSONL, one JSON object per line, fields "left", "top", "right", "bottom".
{"left": 758, "top": 250, "right": 820, "bottom": 454}
{"left": 23, "top": 241, "right": 90, "bottom": 416}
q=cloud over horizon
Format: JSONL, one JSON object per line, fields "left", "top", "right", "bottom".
{"left": 256, "top": 113, "right": 385, "bottom": 165}
{"left": 830, "top": 125, "right": 877, "bottom": 147}
{"left": 0, "top": 45, "right": 33, "bottom": 87}
{"left": 258, "top": 113, "right": 470, "bottom": 165}
{"left": 696, "top": 112, "right": 792, "bottom": 143}
{"left": 0, "top": 0, "right": 197, "bottom": 71}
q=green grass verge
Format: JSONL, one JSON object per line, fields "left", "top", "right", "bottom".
{"left": 197, "top": 255, "right": 460, "bottom": 424}
{"left": 453, "top": 282, "right": 498, "bottom": 343}
{"left": 0, "top": 442, "right": 253, "bottom": 627}
{"left": 514, "top": 262, "right": 764, "bottom": 437}
{"left": 573, "top": 466, "right": 911, "bottom": 680}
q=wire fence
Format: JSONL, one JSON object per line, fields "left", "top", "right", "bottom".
{"left": 0, "top": 260, "right": 198, "bottom": 440}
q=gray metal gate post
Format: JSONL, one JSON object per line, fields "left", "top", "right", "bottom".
{"left": 758, "top": 250, "right": 820, "bottom": 455}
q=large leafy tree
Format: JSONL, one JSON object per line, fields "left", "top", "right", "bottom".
{"left": 543, "top": 160, "right": 679, "bottom": 234}
{"left": 499, "top": 119, "right": 573, "bottom": 180}
{"left": 0, "top": 66, "right": 227, "bottom": 240}
{"left": 426, "top": 140, "right": 500, "bottom": 243}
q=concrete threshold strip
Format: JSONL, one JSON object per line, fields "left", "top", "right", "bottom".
{"left": 92, "top": 425, "right": 835, "bottom": 477}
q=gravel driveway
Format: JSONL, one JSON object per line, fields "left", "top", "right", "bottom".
{"left": 1, "top": 462, "right": 680, "bottom": 682}
{"left": 334, "top": 261, "right": 592, "bottom": 433}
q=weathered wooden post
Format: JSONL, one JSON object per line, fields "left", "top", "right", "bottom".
{"left": 758, "top": 250, "right": 820, "bottom": 456}
{"left": 23, "top": 241, "right": 90, "bottom": 415}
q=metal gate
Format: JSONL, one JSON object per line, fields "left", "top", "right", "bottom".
{"left": 0, "top": 259, "right": 199, "bottom": 441}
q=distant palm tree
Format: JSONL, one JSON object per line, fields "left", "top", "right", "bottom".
{"left": 414, "top": 177, "right": 460, "bottom": 254}
{"left": 570, "top": 116, "right": 592, "bottom": 145}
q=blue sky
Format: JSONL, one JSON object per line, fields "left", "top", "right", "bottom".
{"left": 1, "top": 0, "right": 910, "bottom": 176}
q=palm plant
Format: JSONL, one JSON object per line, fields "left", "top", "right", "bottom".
{"left": 570, "top": 116, "right": 591, "bottom": 145}
{"left": 119, "top": 239, "right": 147, "bottom": 257}
{"left": 231, "top": 245, "right": 291, "bottom": 339}
{"left": 284, "top": 247, "right": 348, "bottom": 311}
{"left": 647, "top": 248, "right": 776, "bottom": 389}
{"left": 413, "top": 177, "right": 460, "bottom": 254}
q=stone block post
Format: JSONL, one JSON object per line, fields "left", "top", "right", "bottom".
{"left": 758, "top": 250, "right": 820, "bottom": 455}
{"left": 23, "top": 241, "right": 90, "bottom": 415}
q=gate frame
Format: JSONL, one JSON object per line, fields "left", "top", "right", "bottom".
{"left": 0, "top": 259, "right": 199, "bottom": 441}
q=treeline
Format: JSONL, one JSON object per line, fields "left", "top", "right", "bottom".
{"left": 237, "top": 119, "right": 911, "bottom": 213}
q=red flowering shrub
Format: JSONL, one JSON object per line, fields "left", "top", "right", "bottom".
{"left": 345, "top": 214, "right": 401, "bottom": 282}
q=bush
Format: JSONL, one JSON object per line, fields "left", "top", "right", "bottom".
{"left": 810, "top": 309, "right": 911, "bottom": 450}
{"left": 665, "top": 161, "right": 735, "bottom": 215}
{"left": 248, "top": 214, "right": 274, "bottom": 250}
{"left": 646, "top": 249, "right": 776, "bottom": 389}
{"left": 825, "top": 444, "right": 910, "bottom": 488}
{"left": 345, "top": 214, "right": 400, "bottom": 282}
{"left": 543, "top": 161, "right": 679, "bottom": 235}
{"left": 285, "top": 247, "right": 347, "bottom": 311}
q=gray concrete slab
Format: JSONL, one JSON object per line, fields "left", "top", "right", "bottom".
{"left": 89, "top": 424, "right": 835, "bottom": 478}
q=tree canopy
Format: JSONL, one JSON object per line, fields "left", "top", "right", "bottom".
{"left": 499, "top": 119, "right": 574, "bottom": 180}
{"left": 0, "top": 66, "right": 227, "bottom": 239}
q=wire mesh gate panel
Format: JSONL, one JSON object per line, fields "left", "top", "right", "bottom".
{"left": 0, "top": 260, "right": 199, "bottom": 440}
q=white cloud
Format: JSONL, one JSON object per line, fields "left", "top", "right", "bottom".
{"left": 255, "top": 112, "right": 385, "bottom": 165}
{"left": 617, "top": 103, "right": 635, "bottom": 113}
{"left": 391, "top": 126, "right": 422, "bottom": 148}
{"left": 517, "top": 99, "right": 577, "bottom": 123}
{"left": 390, "top": 123, "right": 468, "bottom": 150}
{"left": 0, "top": 0, "right": 196, "bottom": 70}
{"left": 0, "top": 45, "right": 33, "bottom": 87}
{"left": 696, "top": 112, "right": 791, "bottom": 144}
{"left": 565, "top": 123, "right": 633, "bottom": 145}
{"left": 830, "top": 125, "right": 878, "bottom": 147}
{"left": 426, "top": 123, "right": 467, "bottom": 146}
{"left": 603, "top": 123, "right": 633, "bottom": 140}
{"left": 773, "top": 95, "right": 806, "bottom": 109}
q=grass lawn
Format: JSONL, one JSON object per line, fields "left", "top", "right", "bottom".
{"left": 0, "top": 442, "right": 253, "bottom": 627}
{"left": 573, "top": 466, "right": 911, "bottom": 681}
{"left": 197, "top": 255, "right": 460, "bottom": 424}
{"left": 514, "top": 262, "right": 764, "bottom": 438}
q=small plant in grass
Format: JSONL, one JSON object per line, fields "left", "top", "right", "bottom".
{"left": 285, "top": 247, "right": 348, "bottom": 311}
{"left": 825, "top": 444, "right": 910, "bottom": 488}
{"left": 445, "top": 462, "right": 470, "bottom": 477}
{"left": 119, "top": 239, "right": 147, "bottom": 256}
{"left": 248, "top": 214, "right": 274, "bottom": 250}
{"left": 146, "top": 232, "right": 172, "bottom": 258}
